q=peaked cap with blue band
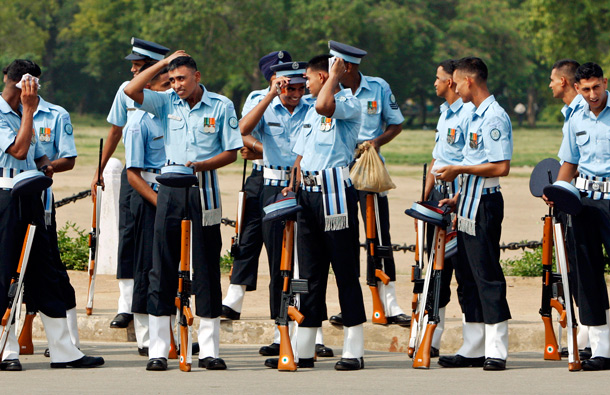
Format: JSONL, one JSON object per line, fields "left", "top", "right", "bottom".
{"left": 270, "top": 61, "right": 307, "bottom": 84}
{"left": 125, "top": 37, "right": 170, "bottom": 61}
{"left": 328, "top": 40, "right": 367, "bottom": 64}
{"left": 259, "top": 51, "right": 292, "bottom": 82}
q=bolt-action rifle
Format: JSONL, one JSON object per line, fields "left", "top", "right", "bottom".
{"left": 86, "top": 138, "right": 103, "bottom": 315}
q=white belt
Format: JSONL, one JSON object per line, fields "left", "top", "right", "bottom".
{"left": 301, "top": 167, "right": 350, "bottom": 187}
{"left": 140, "top": 171, "right": 160, "bottom": 184}
{"left": 0, "top": 177, "right": 14, "bottom": 189}
{"left": 483, "top": 177, "right": 500, "bottom": 188}
{"left": 252, "top": 159, "right": 264, "bottom": 166}
{"left": 263, "top": 167, "right": 290, "bottom": 181}
{"left": 575, "top": 176, "right": 610, "bottom": 193}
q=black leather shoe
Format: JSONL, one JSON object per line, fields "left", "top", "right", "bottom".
{"left": 430, "top": 347, "right": 439, "bottom": 358}
{"left": 560, "top": 346, "right": 592, "bottom": 360}
{"left": 110, "top": 313, "right": 133, "bottom": 328}
{"left": 264, "top": 358, "right": 278, "bottom": 369}
{"left": 335, "top": 357, "right": 364, "bottom": 371}
{"left": 221, "top": 305, "right": 241, "bottom": 320}
{"left": 0, "top": 359, "right": 22, "bottom": 371}
{"left": 44, "top": 348, "right": 50, "bottom": 358}
{"left": 438, "top": 354, "right": 485, "bottom": 368}
{"left": 138, "top": 347, "right": 149, "bottom": 357}
{"left": 146, "top": 358, "right": 167, "bottom": 371}
{"left": 198, "top": 357, "right": 227, "bottom": 370}
{"left": 582, "top": 356, "right": 610, "bottom": 371}
{"left": 386, "top": 314, "right": 412, "bottom": 327}
{"left": 51, "top": 355, "right": 105, "bottom": 369}
{"left": 259, "top": 343, "right": 280, "bottom": 356}
{"left": 483, "top": 358, "right": 506, "bottom": 370}
{"left": 329, "top": 313, "right": 343, "bottom": 328}
{"left": 315, "top": 344, "right": 334, "bottom": 358}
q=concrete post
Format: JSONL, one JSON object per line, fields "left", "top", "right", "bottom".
{"left": 97, "top": 158, "right": 122, "bottom": 275}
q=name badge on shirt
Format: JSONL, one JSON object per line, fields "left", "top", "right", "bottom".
{"left": 203, "top": 117, "right": 216, "bottom": 133}
{"left": 168, "top": 114, "right": 182, "bottom": 121}
{"left": 268, "top": 122, "right": 281, "bottom": 127}
{"left": 39, "top": 127, "right": 51, "bottom": 142}
{"left": 469, "top": 131, "right": 478, "bottom": 149}
{"left": 367, "top": 101, "right": 377, "bottom": 115}
{"left": 447, "top": 128, "right": 456, "bottom": 144}
{"left": 319, "top": 116, "right": 332, "bottom": 131}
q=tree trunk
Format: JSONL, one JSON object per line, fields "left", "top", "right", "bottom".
{"left": 526, "top": 84, "right": 537, "bottom": 128}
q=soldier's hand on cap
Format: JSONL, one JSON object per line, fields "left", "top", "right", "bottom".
{"left": 165, "top": 50, "right": 189, "bottom": 65}
{"left": 271, "top": 76, "right": 290, "bottom": 97}
{"left": 329, "top": 57, "right": 346, "bottom": 79}
{"left": 438, "top": 196, "right": 458, "bottom": 209}
{"left": 20, "top": 75, "right": 39, "bottom": 111}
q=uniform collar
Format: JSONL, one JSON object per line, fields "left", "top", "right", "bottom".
{"left": 272, "top": 95, "right": 306, "bottom": 113}
{"left": 561, "top": 94, "right": 583, "bottom": 120}
{"left": 473, "top": 95, "right": 495, "bottom": 118}
{"left": 171, "top": 84, "right": 211, "bottom": 107}
{"left": 34, "top": 96, "right": 51, "bottom": 115}
{"left": 448, "top": 98, "right": 464, "bottom": 114}
{"left": 0, "top": 94, "right": 20, "bottom": 115}
{"left": 582, "top": 91, "right": 610, "bottom": 119}
{"left": 340, "top": 72, "right": 370, "bottom": 96}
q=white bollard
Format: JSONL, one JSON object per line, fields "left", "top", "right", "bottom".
{"left": 97, "top": 158, "right": 122, "bottom": 275}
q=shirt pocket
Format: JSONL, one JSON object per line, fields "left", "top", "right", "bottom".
{"left": 264, "top": 122, "right": 283, "bottom": 136}
{"left": 148, "top": 135, "right": 164, "bottom": 150}
{"left": 575, "top": 131, "right": 589, "bottom": 146}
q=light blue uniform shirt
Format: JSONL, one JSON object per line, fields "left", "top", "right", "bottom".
{"left": 124, "top": 110, "right": 166, "bottom": 170}
{"left": 293, "top": 89, "right": 361, "bottom": 171}
{"left": 461, "top": 95, "right": 512, "bottom": 166}
{"left": 341, "top": 74, "right": 404, "bottom": 144}
{"left": 432, "top": 98, "right": 474, "bottom": 168}
{"left": 107, "top": 81, "right": 137, "bottom": 129}
{"left": 559, "top": 92, "right": 610, "bottom": 177}
{"left": 242, "top": 87, "right": 269, "bottom": 143}
{"left": 561, "top": 94, "right": 584, "bottom": 134}
{"left": 137, "top": 85, "right": 243, "bottom": 164}
{"left": 253, "top": 95, "right": 311, "bottom": 168}
{"left": 34, "top": 97, "right": 77, "bottom": 161}
{"left": 0, "top": 95, "right": 45, "bottom": 171}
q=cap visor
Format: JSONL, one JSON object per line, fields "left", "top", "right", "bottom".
{"left": 288, "top": 76, "right": 306, "bottom": 84}
{"left": 125, "top": 53, "right": 147, "bottom": 61}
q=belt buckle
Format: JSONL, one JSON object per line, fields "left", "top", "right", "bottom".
{"left": 303, "top": 175, "right": 316, "bottom": 187}
{"left": 591, "top": 181, "right": 601, "bottom": 192}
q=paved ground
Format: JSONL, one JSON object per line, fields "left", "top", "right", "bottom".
{"left": 5, "top": 342, "right": 610, "bottom": 394}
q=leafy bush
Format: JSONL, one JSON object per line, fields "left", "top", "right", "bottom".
{"left": 220, "top": 251, "right": 233, "bottom": 274}
{"left": 501, "top": 247, "right": 547, "bottom": 277}
{"left": 57, "top": 222, "right": 89, "bottom": 271}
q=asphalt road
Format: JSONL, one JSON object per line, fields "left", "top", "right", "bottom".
{"left": 5, "top": 342, "right": 610, "bottom": 394}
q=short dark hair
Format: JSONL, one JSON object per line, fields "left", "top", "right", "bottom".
{"left": 2, "top": 59, "right": 41, "bottom": 82}
{"left": 168, "top": 56, "right": 198, "bottom": 72}
{"left": 139, "top": 62, "right": 169, "bottom": 82}
{"left": 307, "top": 54, "right": 332, "bottom": 73}
{"left": 552, "top": 59, "right": 580, "bottom": 85}
{"left": 575, "top": 62, "right": 604, "bottom": 82}
{"left": 455, "top": 57, "right": 488, "bottom": 82}
{"left": 439, "top": 59, "right": 456, "bottom": 75}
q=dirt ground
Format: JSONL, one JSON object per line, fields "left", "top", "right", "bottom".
{"left": 54, "top": 159, "right": 545, "bottom": 278}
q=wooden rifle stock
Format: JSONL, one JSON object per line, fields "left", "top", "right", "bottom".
{"left": 0, "top": 224, "right": 36, "bottom": 356}
{"left": 568, "top": 327, "right": 581, "bottom": 371}
{"left": 169, "top": 324, "right": 178, "bottom": 360}
{"left": 366, "top": 194, "right": 388, "bottom": 324}
{"left": 277, "top": 220, "right": 305, "bottom": 371}
{"left": 18, "top": 312, "right": 36, "bottom": 355}
{"left": 87, "top": 138, "right": 103, "bottom": 315}
{"left": 176, "top": 218, "right": 193, "bottom": 372}
{"left": 230, "top": 160, "right": 248, "bottom": 280}
{"left": 540, "top": 215, "right": 565, "bottom": 360}
{"left": 413, "top": 323, "right": 437, "bottom": 369}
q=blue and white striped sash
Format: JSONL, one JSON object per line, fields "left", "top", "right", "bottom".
{"left": 457, "top": 174, "right": 501, "bottom": 235}
{"left": 303, "top": 167, "right": 352, "bottom": 232}
{"left": 198, "top": 170, "right": 222, "bottom": 226}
